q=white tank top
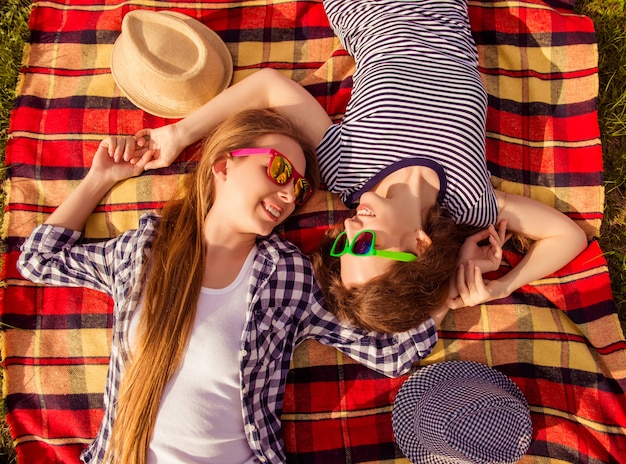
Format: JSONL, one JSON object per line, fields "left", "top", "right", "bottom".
{"left": 128, "top": 246, "right": 258, "bottom": 463}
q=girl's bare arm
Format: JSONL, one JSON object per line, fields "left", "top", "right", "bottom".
{"left": 451, "top": 190, "right": 587, "bottom": 308}
{"left": 132, "top": 68, "right": 333, "bottom": 170}
{"left": 45, "top": 137, "right": 144, "bottom": 231}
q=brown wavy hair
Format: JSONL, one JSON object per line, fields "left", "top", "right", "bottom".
{"left": 104, "top": 108, "right": 319, "bottom": 464}
{"left": 311, "top": 205, "right": 463, "bottom": 333}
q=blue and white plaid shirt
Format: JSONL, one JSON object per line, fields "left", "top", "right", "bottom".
{"left": 18, "top": 213, "right": 438, "bottom": 464}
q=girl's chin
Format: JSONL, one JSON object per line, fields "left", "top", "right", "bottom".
{"left": 253, "top": 221, "right": 277, "bottom": 237}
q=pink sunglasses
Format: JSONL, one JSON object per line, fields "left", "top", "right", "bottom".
{"left": 231, "top": 148, "right": 312, "bottom": 205}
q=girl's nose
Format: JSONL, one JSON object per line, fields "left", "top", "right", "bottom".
{"left": 343, "top": 219, "right": 363, "bottom": 239}
{"left": 277, "top": 179, "right": 297, "bottom": 203}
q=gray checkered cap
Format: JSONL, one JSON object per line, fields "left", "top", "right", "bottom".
{"left": 392, "top": 361, "right": 532, "bottom": 463}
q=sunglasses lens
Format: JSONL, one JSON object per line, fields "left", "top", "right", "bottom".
{"left": 353, "top": 232, "right": 374, "bottom": 255}
{"left": 332, "top": 233, "right": 348, "bottom": 255}
{"left": 294, "top": 178, "right": 311, "bottom": 204}
{"left": 267, "top": 153, "right": 311, "bottom": 205}
{"left": 269, "top": 155, "right": 292, "bottom": 184}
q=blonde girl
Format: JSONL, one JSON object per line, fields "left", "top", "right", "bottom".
{"left": 18, "top": 109, "right": 439, "bottom": 464}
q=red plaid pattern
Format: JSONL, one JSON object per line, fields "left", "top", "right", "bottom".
{"left": 2, "top": 0, "right": 625, "bottom": 463}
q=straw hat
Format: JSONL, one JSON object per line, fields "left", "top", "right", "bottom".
{"left": 111, "top": 10, "right": 233, "bottom": 118}
{"left": 392, "top": 361, "right": 533, "bottom": 464}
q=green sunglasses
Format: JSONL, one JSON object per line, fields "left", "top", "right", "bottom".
{"left": 330, "top": 230, "right": 418, "bottom": 262}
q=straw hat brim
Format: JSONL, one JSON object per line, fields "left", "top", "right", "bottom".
{"left": 111, "top": 10, "right": 233, "bottom": 118}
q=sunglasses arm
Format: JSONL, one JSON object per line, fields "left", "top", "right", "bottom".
{"left": 373, "top": 250, "right": 418, "bottom": 262}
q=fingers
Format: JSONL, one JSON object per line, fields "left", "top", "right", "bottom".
{"left": 447, "top": 297, "right": 465, "bottom": 310}
{"left": 488, "top": 234, "right": 502, "bottom": 260}
{"left": 452, "top": 264, "right": 471, "bottom": 309}
{"left": 465, "top": 261, "right": 480, "bottom": 296}
{"left": 496, "top": 219, "right": 510, "bottom": 243}
{"left": 455, "top": 261, "right": 488, "bottom": 308}
{"left": 467, "top": 222, "right": 508, "bottom": 249}
{"left": 130, "top": 132, "right": 151, "bottom": 160}
{"left": 467, "top": 227, "right": 492, "bottom": 244}
{"left": 488, "top": 223, "right": 506, "bottom": 257}
{"left": 135, "top": 129, "right": 150, "bottom": 143}
{"left": 98, "top": 128, "right": 175, "bottom": 171}
{"left": 471, "top": 262, "right": 487, "bottom": 291}
{"left": 131, "top": 149, "right": 157, "bottom": 170}
{"left": 102, "top": 135, "right": 140, "bottom": 163}
{"left": 122, "top": 136, "right": 139, "bottom": 162}
{"left": 113, "top": 136, "right": 132, "bottom": 163}
{"left": 132, "top": 130, "right": 162, "bottom": 169}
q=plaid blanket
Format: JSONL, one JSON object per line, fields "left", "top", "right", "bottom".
{"left": 2, "top": 0, "right": 626, "bottom": 463}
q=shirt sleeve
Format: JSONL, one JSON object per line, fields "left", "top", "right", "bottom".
{"left": 17, "top": 223, "right": 139, "bottom": 296}
{"left": 301, "top": 279, "right": 438, "bottom": 378}
{"left": 315, "top": 122, "right": 343, "bottom": 192}
{"left": 453, "top": 182, "right": 499, "bottom": 229}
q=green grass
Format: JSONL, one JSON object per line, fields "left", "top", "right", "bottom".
{"left": 576, "top": 0, "right": 626, "bottom": 329}
{"left": 1, "top": 1, "right": 31, "bottom": 461}
{"left": 0, "top": 0, "right": 625, "bottom": 461}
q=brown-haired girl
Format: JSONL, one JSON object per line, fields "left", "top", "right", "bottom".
{"left": 18, "top": 109, "right": 438, "bottom": 464}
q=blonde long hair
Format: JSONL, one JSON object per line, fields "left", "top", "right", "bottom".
{"left": 105, "top": 108, "right": 319, "bottom": 464}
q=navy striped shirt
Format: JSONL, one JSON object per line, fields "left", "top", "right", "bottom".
{"left": 318, "top": 0, "right": 498, "bottom": 228}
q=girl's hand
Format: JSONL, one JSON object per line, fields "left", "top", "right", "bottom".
{"left": 448, "top": 261, "right": 509, "bottom": 309}
{"left": 132, "top": 124, "right": 184, "bottom": 170}
{"left": 457, "top": 221, "right": 510, "bottom": 274}
{"left": 92, "top": 136, "right": 145, "bottom": 183}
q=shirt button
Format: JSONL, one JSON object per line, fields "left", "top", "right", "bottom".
{"left": 240, "top": 348, "right": 248, "bottom": 358}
